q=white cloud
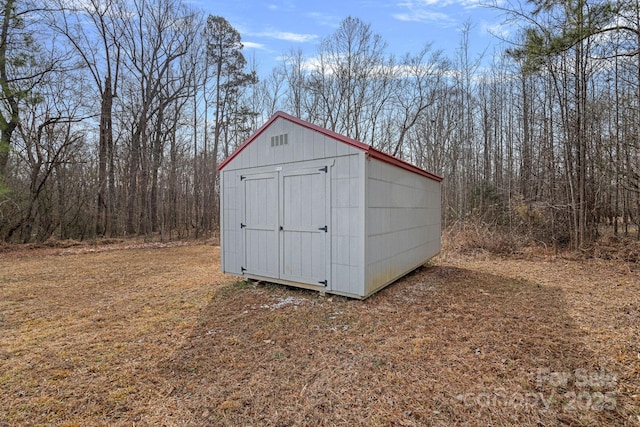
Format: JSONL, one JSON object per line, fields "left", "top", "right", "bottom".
{"left": 242, "top": 41, "right": 267, "bottom": 50}
{"left": 398, "top": 0, "right": 454, "bottom": 7}
{"left": 274, "top": 54, "right": 322, "bottom": 72}
{"left": 406, "top": 0, "right": 489, "bottom": 8}
{"left": 306, "top": 12, "right": 341, "bottom": 28}
{"left": 263, "top": 1, "right": 296, "bottom": 12}
{"left": 394, "top": 0, "right": 456, "bottom": 23}
{"left": 254, "top": 31, "right": 318, "bottom": 43}
{"left": 393, "top": 10, "right": 452, "bottom": 23}
{"left": 459, "top": 0, "right": 487, "bottom": 8}
{"left": 481, "top": 22, "right": 510, "bottom": 39}
{"left": 393, "top": 0, "right": 492, "bottom": 24}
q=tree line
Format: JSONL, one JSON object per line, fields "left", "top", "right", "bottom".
{"left": 0, "top": 0, "right": 638, "bottom": 251}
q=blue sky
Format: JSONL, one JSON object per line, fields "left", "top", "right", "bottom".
{"left": 195, "top": 0, "right": 510, "bottom": 77}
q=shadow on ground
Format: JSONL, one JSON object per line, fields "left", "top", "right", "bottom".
{"left": 160, "top": 265, "right": 629, "bottom": 426}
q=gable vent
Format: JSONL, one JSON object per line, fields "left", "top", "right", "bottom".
{"left": 270, "top": 133, "right": 288, "bottom": 147}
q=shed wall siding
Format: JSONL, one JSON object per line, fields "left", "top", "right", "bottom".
{"left": 221, "top": 169, "right": 242, "bottom": 274}
{"left": 364, "top": 157, "right": 441, "bottom": 295}
{"left": 330, "top": 153, "right": 363, "bottom": 297}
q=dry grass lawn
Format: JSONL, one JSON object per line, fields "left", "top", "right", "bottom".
{"left": 0, "top": 242, "right": 639, "bottom": 426}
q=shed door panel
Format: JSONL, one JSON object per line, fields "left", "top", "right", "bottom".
{"left": 242, "top": 173, "right": 279, "bottom": 277}
{"left": 280, "top": 168, "right": 328, "bottom": 286}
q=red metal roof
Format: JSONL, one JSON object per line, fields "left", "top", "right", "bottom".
{"left": 217, "top": 111, "right": 443, "bottom": 182}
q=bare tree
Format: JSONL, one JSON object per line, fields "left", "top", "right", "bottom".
{"left": 118, "top": 0, "right": 200, "bottom": 235}
{"left": 390, "top": 46, "right": 448, "bottom": 158}
{"left": 51, "top": 0, "right": 121, "bottom": 237}
{"left": 5, "top": 67, "right": 86, "bottom": 242}
{"left": 308, "top": 17, "right": 389, "bottom": 142}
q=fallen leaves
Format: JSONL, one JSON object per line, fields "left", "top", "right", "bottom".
{"left": 0, "top": 243, "right": 638, "bottom": 426}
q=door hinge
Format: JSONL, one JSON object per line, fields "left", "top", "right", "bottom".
{"left": 279, "top": 225, "right": 283, "bottom": 231}
{"left": 318, "top": 225, "right": 328, "bottom": 233}
{"left": 240, "top": 175, "right": 246, "bottom": 180}
{"left": 318, "top": 280, "right": 327, "bottom": 287}
{"left": 240, "top": 223, "right": 246, "bottom": 228}
{"left": 241, "top": 266, "right": 247, "bottom": 273}
{"left": 318, "top": 166, "right": 328, "bottom": 173}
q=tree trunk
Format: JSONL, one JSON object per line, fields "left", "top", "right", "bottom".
{"left": 126, "top": 124, "right": 142, "bottom": 235}
{"left": 96, "top": 77, "right": 113, "bottom": 237}
{"left": 0, "top": 0, "right": 19, "bottom": 181}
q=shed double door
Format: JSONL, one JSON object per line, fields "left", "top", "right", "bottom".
{"left": 241, "top": 165, "right": 330, "bottom": 287}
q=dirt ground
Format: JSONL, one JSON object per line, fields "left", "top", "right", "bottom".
{"left": 0, "top": 242, "right": 639, "bottom": 426}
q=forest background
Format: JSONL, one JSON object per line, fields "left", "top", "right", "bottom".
{"left": 1, "top": 0, "right": 639, "bottom": 254}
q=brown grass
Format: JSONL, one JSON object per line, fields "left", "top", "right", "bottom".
{"left": 0, "top": 242, "right": 639, "bottom": 426}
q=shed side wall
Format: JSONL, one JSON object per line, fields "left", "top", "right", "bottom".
{"left": 364, "top": 157, "right": 441, "bottom": 296}
{"left": 330, "top": 153, "right": 364, "bottom": 297}
{"left": 221, "top": 169, "right": 242, "bottom": 275}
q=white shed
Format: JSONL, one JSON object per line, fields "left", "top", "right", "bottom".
{"left": 218, "top": 111, "right": 442, "bottom": 299}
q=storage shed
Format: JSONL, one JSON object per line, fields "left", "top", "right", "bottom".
{"left": 218, "top": 111, "right": 443, "bottom": 299}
